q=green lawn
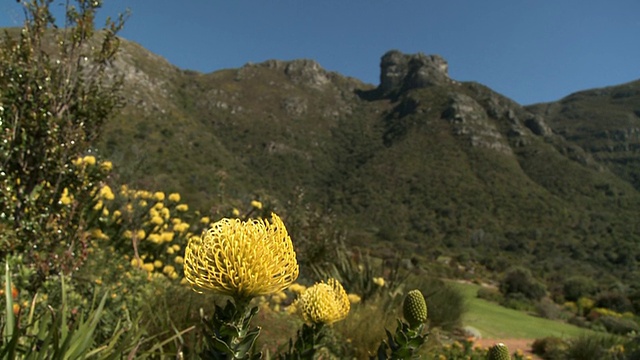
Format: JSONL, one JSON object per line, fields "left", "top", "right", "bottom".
{"left": 449, "top": 281, "right": 591, "bottom": 339}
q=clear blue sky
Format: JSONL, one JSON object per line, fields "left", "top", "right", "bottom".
{"left": 2, "top": 1, "right": 639, "bottom": 105}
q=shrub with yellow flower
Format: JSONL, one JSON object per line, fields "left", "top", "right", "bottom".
{"left": 184, "top": 213, "right": 298, "bottom": 300}
{"left": 281, "top": 278, "right": 350, "bottom": 358}
{"left": 297, "top": 278, "right": 350, "bottom": 325}
{"left": 183, "top": 213, "right": 299, "bottom": 359}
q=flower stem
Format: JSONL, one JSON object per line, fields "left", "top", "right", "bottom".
{"left": 201, "top": 297, "right": 262, "bottom": 359}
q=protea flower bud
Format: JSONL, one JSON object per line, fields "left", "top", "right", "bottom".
{"left": 487, "top": 343, "right": 510, "bottom": 360}
{"left": 403, "top": 289, "right": 427, "bottom": 328}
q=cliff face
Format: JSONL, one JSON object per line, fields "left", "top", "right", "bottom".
{"left": 376, "top": 50, "right": 453, "bottom": 98}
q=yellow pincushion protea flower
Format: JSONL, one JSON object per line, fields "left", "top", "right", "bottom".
{"left": 298, "top": 278, "right": 350, "bottom": 325}
{"left": 184, "top": 213, "right": 299, "bottom": 299}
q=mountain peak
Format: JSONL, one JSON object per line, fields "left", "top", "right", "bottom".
{"left": 239, "top": 59, "right": 332, "bottom": 88}
{"left": 376, "top": 50, "right": 453, "bottom": 98}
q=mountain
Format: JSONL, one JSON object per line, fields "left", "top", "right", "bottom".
{"left": 527, "top": 80, "right": 640, "bottom": 192}
{"left": 99, "top": 40, "right": 640, "bottom": 286}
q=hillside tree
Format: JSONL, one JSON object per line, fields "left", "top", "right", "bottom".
{"left": 0, "top": 0, "right": 126, "bottom": 280}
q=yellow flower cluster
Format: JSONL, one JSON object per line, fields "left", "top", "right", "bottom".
{"left": 297, "top": 278, "right": 350, "bottom": 325}
{"left": 184, "top": 213, "right": 299, "bottom": 299}
{"left": 89, "top": 182, "right": 206, "bottom": 282}
{"left": 83, "top": 155, "right": 96, "bottom": 166}
{"left": 168, "top": 193, "right": 181, "bottom": 202}
{"left": 250, "top": 200, "right": 263, "bottom": 210}
{"left": 100, "top": 160, "right": 113, "bottom": 172}
{"left": 99, "top": 185, "right": 115, "bottom": 201}
{"left": 154, "top": 191, "right": 165, "bottom": 201}
{"left": 71, "top": 155, "right": 113, "bottom": 170}
{"left": 59, "top": 187, "right": 73, "bottom": 205}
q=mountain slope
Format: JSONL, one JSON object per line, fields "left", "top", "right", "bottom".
{"left": 527, "top": 79, "right": 640, "bottom": 191}
{"left": 97, "top": 43, "right": 640, "bottom": 285}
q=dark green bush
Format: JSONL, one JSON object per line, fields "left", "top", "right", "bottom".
{"left": 535, "top": 298, "right": 566, "bottom": 320}
{"left": 500, "top": 292, "right": 535, "bottom": 312}
{"left": 567, "top": 316, "right": 590, "bottom": 329}
{"left": 406, "top": 278, "right": 465, "bottom": 330}
{"left": 562, "top": 276, "right": 596, "bottom": 302}
{"left": 0, "top": 0, "right": 125, "bottom": 281}
{"left": 595, "top": 291, "right": 633, "bottom": 313}
{"left": 596, "top": 315, "right": 640, "bottom": 335}
{"left": 531, "top": 336, "right": 569, "bottom": 360}
{"left": 565, "top": 334, "right": 622, "bottom": 360}
{"left": 499, "top": 266, "right": 547, "bottom": 301}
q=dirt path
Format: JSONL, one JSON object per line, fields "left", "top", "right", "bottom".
{"left": 474, "top": 338, "right": 541, "bottom": 359}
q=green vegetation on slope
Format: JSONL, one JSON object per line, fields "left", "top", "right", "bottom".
{"left": 450, "top": 282, "right": 589, "bottom": 339}
{"left": 92, "top": 34, "right": 640, "bottom": 303}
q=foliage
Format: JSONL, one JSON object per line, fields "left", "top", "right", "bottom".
{"left": 595, "top": 316, "right": 640, "bottom": 335}
{"left": 563, "top": 276, "right": 597, "bottom": 302}
{"left": 419, "top": 280, "right": 465, "bottom": 330}
{"left": 372, "top": 319, "right": 427, "bottom": 360}
{"left": 595, "top": 291, "right": 634, "bottom": 314}
{"left": 371, "top": 289, "right": 428, "bottom": 359}
{"left": 332, "top": 296, "right": 398, "bottom": 358}
{"left": 4, "top": 3, "right": 640, "bottom": 360}
{"left": 449, "top": 281, "right": 589, "bottom": 339}
{"left": 531, "top": 337, "right": 570, "bottom": 360}
{"left": 199, "top": 300, "right": 261, "bottom": 360}
{"left": 310, "top": 241, "right": 397, "bottom": 304}
{"left": 499, "top": 267, "right": 547, "bottom": 301}
{"left": 530, "top": 333, "right": 638, "bottom": 360}
{"left": 0, "top": 264, "right": 145, "bottom": 359}
{"left": 91, "top": 27, "right": 640, "bottom": 304}
{"left": 276, "top": 323, "right": 329, "bottom": 360}
{"left": 0, "top": 0, "right": 125, "bottom": 281}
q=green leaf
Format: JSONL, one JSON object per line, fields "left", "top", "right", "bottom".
{"left": 4, "top": 261, "right": 15, "bottom": 340}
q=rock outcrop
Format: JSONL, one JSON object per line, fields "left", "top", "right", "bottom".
{"left": 376, "top": 50, "right": 452, "bottom": 98}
